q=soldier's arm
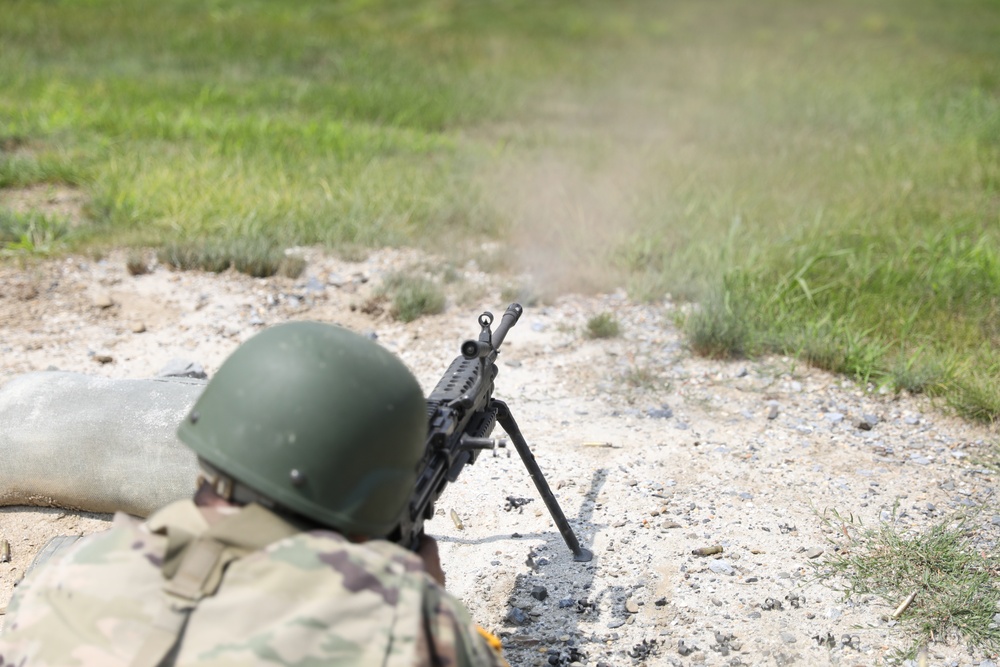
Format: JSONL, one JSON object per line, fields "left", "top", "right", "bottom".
{"left": 416, "top": 534, "right": 446, "bottom": 588}
{"left": 421, "top": 584, "right": 509, "bottom": 667}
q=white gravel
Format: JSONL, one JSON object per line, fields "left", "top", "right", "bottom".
{"left": 1, "top": 247, "right": 998, "bottom": 666}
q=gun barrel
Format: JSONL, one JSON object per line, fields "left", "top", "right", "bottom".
{"left": 490, "top": 303, "right": 523, "bottom": 350}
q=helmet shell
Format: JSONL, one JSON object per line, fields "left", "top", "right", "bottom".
{"left": 177, "top": 321, "right": 426, "bottom": 537}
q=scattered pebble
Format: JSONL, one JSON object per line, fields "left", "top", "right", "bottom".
{"left": 1, "top": 248, "right": 997, "bottom": 667}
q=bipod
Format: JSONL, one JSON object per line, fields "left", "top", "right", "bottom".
{"left": 493, "top": 399, "right": 593, "bottom": 563}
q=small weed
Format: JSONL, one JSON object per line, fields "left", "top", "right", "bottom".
{"left": 816, "top": 509, "right": 1000, "bottom": 658}
{"left": 441, "top": 263, "right": 463, "bottom": 284}
{"left": 586, "top": 312, "right": 621, "bottom": 339}
{"left": 335, "top": 244, "right": 369, "bottom": 263}
{"left": 157, "top": 242, "right": 230, "bottom": 273}
{"left": 279, "top": 254, "right": 308, "bottom": 279}
{"left": 685, "top": 285, "right": 749, "bottom": 359}
{"left": 950, "top": 371, "right": 1000, "bottom": 424}
{"left": 890, "top": 353, "right": 950, "bottom": 395}
{"left": 0, "top": 209, "right": 71, "bottom": 256}
{"left": 125, "top": 249, "right": 150, "bottom": 275}
{"left": 230, "top": 239, "right": 283, "bottom": 278}
{"left": 379, "top": 272, "right": 446, "bottom": 323}
{"left": 622, "top": 366, "right": 661, "bottom": 390}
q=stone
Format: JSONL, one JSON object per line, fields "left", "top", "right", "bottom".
{"left": 805, "top": 548, "right": 824, "bottom": 559}
{"left": 156, "top": 358, "right": 208, "bottom": 379}
{"left": 708, "top": 560, "right": 734, "bottom": 575}
{"left": 506, "top": 607, "right": 530, "bottom": 625}
{"left": 92, "top": 291, "right": 114, "bottom": 308}
{"left": 647, "top": 405, "right": 673, "bottom": 419}
{"left": 531, "top": 585, "right": 549, "bottom": 601}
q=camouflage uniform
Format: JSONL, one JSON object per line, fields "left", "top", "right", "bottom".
{"left": 0, "top": 500, "right": 506, "bottom": 667}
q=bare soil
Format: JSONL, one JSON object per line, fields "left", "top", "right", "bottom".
{"left": 1, "top": 248, "right": 998, "bottom": 666}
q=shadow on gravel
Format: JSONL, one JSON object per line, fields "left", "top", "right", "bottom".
{"left": 496, "top": 468, "right": 651, "bottom": 666}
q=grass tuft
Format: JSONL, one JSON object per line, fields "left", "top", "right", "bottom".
{"left": 951, "top": 368, "right": 1000, "bottom": 424}
{"left": 622, "top": 366, "right": 661, "bottom": 390}
{"left": 890, "top": 353, "right": 950, "bottom": 396}
{"left": 125, "top": 249, "right": 150, "bottom": 276}
{"left": 379, "top": 272, "right": 446, "bottom": 323}
{"left": 0, "top": 208, "right": 72, "bottom": 256}
{"left": 817, "top": 510, "right": 1000, "bottom": 659}
{"left": 586, "top": 312, "right": 621, "bottom": 339}
{"left": 684, "top": 285, "right": 749, "bottom": 359}
{"left": 155, "top": 240, "right": 306, "bottom": 278}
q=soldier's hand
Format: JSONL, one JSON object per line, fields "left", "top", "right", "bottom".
{"left": 417, "top": 534, "right": 446, "bottom": 588}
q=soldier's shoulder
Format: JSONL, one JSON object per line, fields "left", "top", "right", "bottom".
{"left": 268, "top": 530, "right": 424, "bottom": 572}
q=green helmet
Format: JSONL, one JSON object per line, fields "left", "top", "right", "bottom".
{"left": 177, "top": 321, "right": 427, "bottom": 538}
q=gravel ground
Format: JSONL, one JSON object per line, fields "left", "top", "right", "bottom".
{"left": 1, "top": 247, "right": 998, "bottom": 666}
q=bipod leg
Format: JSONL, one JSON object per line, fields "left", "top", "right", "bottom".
{"left": 493, "top": 400, "right": 593, "bottom": 563}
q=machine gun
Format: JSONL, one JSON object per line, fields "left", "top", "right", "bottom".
{"left": 391, "top": 303, "right": 592, "bottom": 562}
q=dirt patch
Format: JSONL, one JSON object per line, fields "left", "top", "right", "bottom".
{"left": 0, "top": 248, "right": 998, "bottom": 666}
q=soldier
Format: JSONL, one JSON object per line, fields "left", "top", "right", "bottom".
{"left": 0, "top": 322, "right": 508, "bottom": 666}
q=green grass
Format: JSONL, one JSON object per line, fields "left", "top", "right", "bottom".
{"left": 157, "top": 239, "right": 306, "bottom": 278}
{"left": 817, "top": 509, "right": 1000, "bottom": 659}
{"left": 0, "top": 0, "right": 645, "bottom": 252}
{"left": 0, "top": 207, "right": 73, "bottom": 256}
{"left": 1, "top": 0, "right": 999, "bottom": 415}
{"left": 378, "top": 271, "right": 446, "bottom": 323}
{"left": 683, "top": 226, "right": 1000, "bottom": 419}
{"left": 585, "top": 312, "right": 621, "bottom": 340}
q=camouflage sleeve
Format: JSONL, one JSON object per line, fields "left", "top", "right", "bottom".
{"left": 421, "top": 583, "right": 508, "bottom": 667}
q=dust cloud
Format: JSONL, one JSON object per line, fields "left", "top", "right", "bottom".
{"left": 481, "top": 82, "right": 682, "bottom": 298}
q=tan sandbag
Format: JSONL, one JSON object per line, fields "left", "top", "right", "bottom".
{"left": 0, "top": 371, "right": 203, "bottom": 517}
